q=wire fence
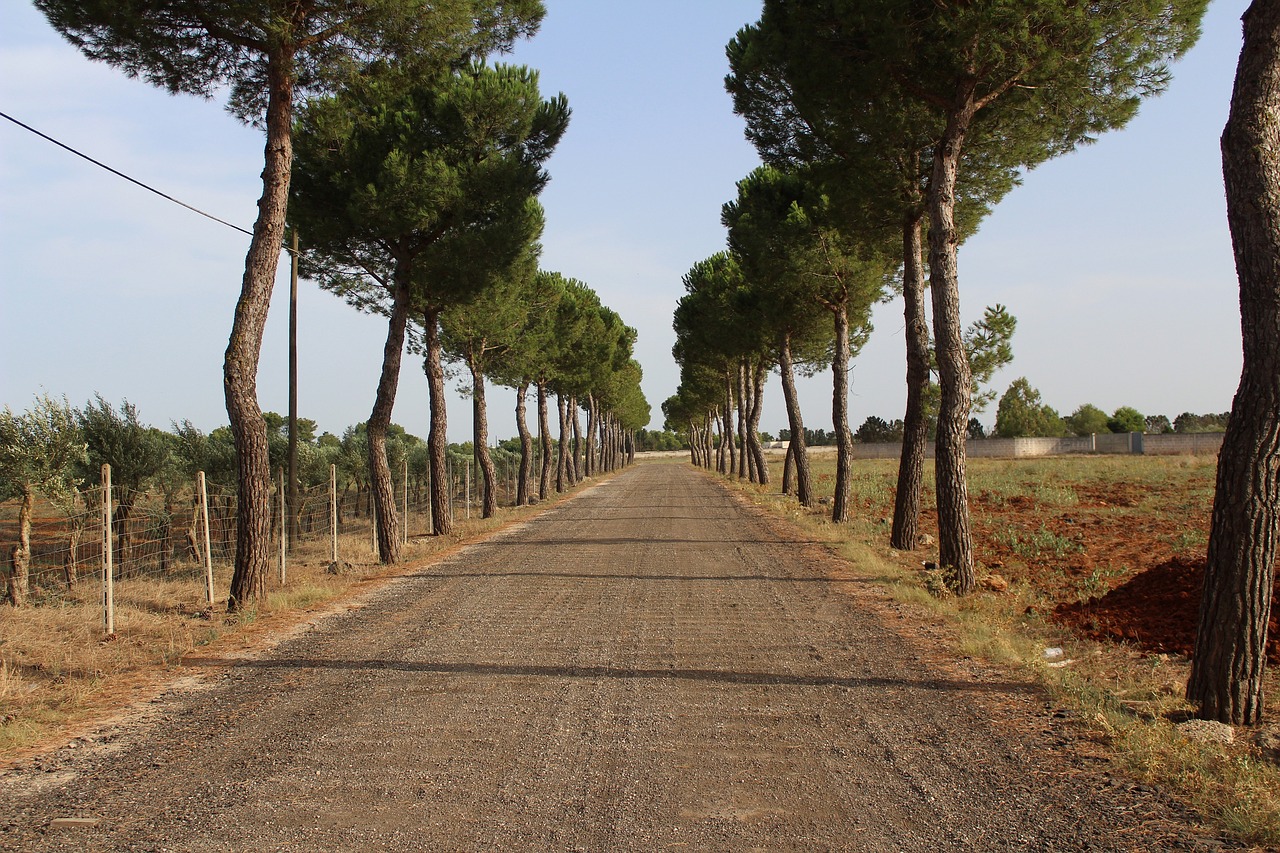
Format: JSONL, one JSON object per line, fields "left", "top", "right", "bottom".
{"left": 0, "top": 451, "right": 558, "bottom": 605}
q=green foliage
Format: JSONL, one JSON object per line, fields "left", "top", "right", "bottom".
{"left": 1145, "top": 414, "right": 1173, "bottom": 435}
{"left": 77, "top": 396, "right": 171, "bottom": 495}
{"left": 965, "top": 304, "right": 1017, "bottom": 412}
{"left": 1174, "top": 412, "right": 1230, "bottom": 433}
{"left": 854, "top": 416, "right": 903, "bottom": 444}
{"left": 994, "top": 379, "right": 1067, "bottom": 438}
{"left": 633, "top": 430, "right": 687, "bottom": 452}
{"left": 1065, "top": 404, "right": 1111, "bottom": 437}
{"left": 292, "top": 61, "right": 569, "bottom": 317}
{"left": 0, "top": 395, "right": 86, "bottom": 512}
{"left": 1108, "top": 406, "right": 1146, "bottom": 434}
{"left": 35, "top": 0, "right": 547, "bottom": 124}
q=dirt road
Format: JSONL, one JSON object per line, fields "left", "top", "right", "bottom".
{"left": 0, "top": 464, "right": 1225, "bottom": 851}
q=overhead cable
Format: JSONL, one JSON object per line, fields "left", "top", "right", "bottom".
{"left": 1, "top": 109, "right": 255, "bottom": 239}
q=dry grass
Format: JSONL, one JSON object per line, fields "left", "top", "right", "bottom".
{"left": 721, "top": 453, "right": 1280, "bottom": 848}
{"left": 0, "top": 479, "right": 606, "bottom": 760}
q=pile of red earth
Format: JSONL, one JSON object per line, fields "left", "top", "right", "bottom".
{"left": 1054, "top": 556, "right": 1280, "bottom": 664}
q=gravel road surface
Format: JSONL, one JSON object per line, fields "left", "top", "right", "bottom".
{"left": 0, "top": 464, "right": 1229, "bottom": 851}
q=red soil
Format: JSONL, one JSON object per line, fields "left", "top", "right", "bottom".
{"left": 1054, "top": 555, "right": 1280, "bottom": 664}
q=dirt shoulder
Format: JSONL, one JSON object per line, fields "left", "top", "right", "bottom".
{"left": 0, "top": 464, "right": 1232, "bottom": 851}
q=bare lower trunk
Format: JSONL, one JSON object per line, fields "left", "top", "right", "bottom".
{"left": 723, "top": 370, "right": 737, "bottom": 477}
{"left": 424, "top": 308, "right": 451, "bottom": 535}
{"left": 470, "top": 357, "right": 497, "bottom": 519}
{"left": 782, "top": 443, "right": 795, "bottom": 496}
{"left": 893, "top": 214, "right": 929, "bottom": 551}
{"left": 831, "top": 304, "right": 854, "bottom": 523}
{"left": 8, "top": 487, "right": 32, "bottom": 606}
{"left": 556, "top": 395, "right": 568, "bottom": 493}
{"left": 516, "top": 383, "right": 533, "bottom": 505}
{"left": 585, "top": 395, "right": 598, "bottom": 477}
{"left": 570, "top": 396, "right": 582, "bottom": 484}
{"left": 367, "top": 270, "right": 410, "bottom": 564}
{"left": 226, "top": 46, "right": 294, "bottom": 612}
{"left": 1188, "top": 0, "right": 1280, "bottom": 726}
{"left": 929, "top": 107, "right": 977, "bottom": 594}
{"left": 113, "top": 499, "right": 133, "bottom": 577}
{"left": 778, "top": 331, "right": 812, "bottom": 506}
{"left": 537, "top": 381, "right": 552, "bottom": 499}
{"left": 748, "top": 359, "right": 769, "bottom": 485}
{"left": 737, "top": 362, "right": 749, "bottom": 480}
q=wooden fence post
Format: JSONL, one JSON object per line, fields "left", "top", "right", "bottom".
{"left": 198, "top": 471, "right": 214, "bottom": 606}
{"left": 403, "top": 458, "right": 409, "bottom": 546}
{"left": 102, "top": 465, "right": 114, "bottom": 636}
{"left": 278, "top": 467, "right": 286, "bottom": 586}
{"left": 330, "top": 464, "right": 338, "bottom": 564}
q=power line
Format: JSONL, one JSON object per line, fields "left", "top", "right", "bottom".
{"left": 1, "top": 109, "right": 255, "bottom": 239}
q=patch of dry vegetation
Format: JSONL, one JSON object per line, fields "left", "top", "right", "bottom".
{"left": 721, "top": 454, "right": 1280, "bottom": 848}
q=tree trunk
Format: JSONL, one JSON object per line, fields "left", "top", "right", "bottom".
{"left": 1188, "top": 0, "right": 1280, "bottom": 726}
{"left": 778, "top": 331, "right": 813, "bottom": 506}
{"left": 570, "top": 396, "right": 582, "bottom": 484}
{"left": 748, "top": 359, "right": 770, "bottom": 485}
{"left": 782, "top": 442, "right": 795, "bottom": 496}
{"left": 515, "top": 383, "right": 533, "bottom": 506}
{"left": 831, "top": 304, "right": 854, "bottom": 523}
{"left": 555, "top": 394, "right": 568, "bottom": 493}
{"left": 723, "top": 370, "right": 737, "bottom": 477}
{"left": 537, "top": 380, "right": 552, "bottom": 499}
{"left": 114, "top": 497, "right": 132, "bottom": 577}
{"left": 929, "top": 105, "right": 978, "bottom": 594}
{"left": 8, "top": 486, "right": 32, "bottom": 606}
{"left": 367, "top": 267, "right": 410, "bottom": 564}
{"left": 424, "top": 307, "right": 451, "bottom": 535}
{"left": 470, "top": 356, "right": 497, "bottom": 519}
{"left": 893, "top": 213, "right": 930, "bottom": 551}
{"left": 226, "top": 45, "right": 294, "bottom": 611}
{"left": 736, "top": 362, "right": 749, "bottom": 480}
{"left": 585, "top": 394, "right": 598, "bottom": 477}
{"left": 713, "top": 410, "right": 725, "bottom": 473}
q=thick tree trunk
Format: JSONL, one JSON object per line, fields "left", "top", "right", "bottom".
{"left": 585, "top": 394, "right": 598, "bottom": 477}
{"left": 367, "top": 270, "right": 410, "bottom": 564}
{"left": 537, "top": 380, "right": 552, "bottom": 499}
{"left": 470, "top": 357, "right": 498, "bottom": 519}
{"left": 778, "top": 331, "right": 813, "bottom": 506}
{"left": 226, "top": 47, "right": 294, "bottom": 611}
{"left": 737, "top": 362, "right": 749, "bottom": 480}
{"left": 570, "top": 396, "right": 582, "bottom": 484}
{"left": 555, "top": 395, "right": 568, "bottom": 493}
{"left": 723, "top": 370, "right": 737, "bottom": 477}
{"left": 515, "top": 383, "right": 533, "bottom": 505}
{"left": 893, "top": 214, "right": 930, "bottom": 551}
{"left": 929, "top": 108, "right": 977, "bottom": 594}
{"left": 424, "top": 308, "right": 451, "bottom": 535}
{"left": 8, "top": 486, "right": 32, "bottom": 606}
{"left": 714, "top": 410, "right": 725, "bottom": 473}
{"left": 1188, "top": 0, "right": 1280, "bottom": 726}
{"left": 113, "top": 498, "right": 132, "bottom": 577}
{"left": 831, "top": 303, "right": 854, "bottom": 523}
{"left": 782, "top": 442, "right": 795, "bottom": 496}
{"left": 748, "top": 359, "right": 769, "bottom": 485}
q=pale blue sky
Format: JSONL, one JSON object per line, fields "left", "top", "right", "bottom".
{"left": 0, "top": 1, "right": 1248, "bottom": 442}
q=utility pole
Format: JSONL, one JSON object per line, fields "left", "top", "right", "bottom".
{"left": 287, "top": 228, "right": 300, "bottom": 547}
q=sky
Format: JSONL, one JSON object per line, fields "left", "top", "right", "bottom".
{"left": 0, "top": 1, "right": 1249, "bottom": 444}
